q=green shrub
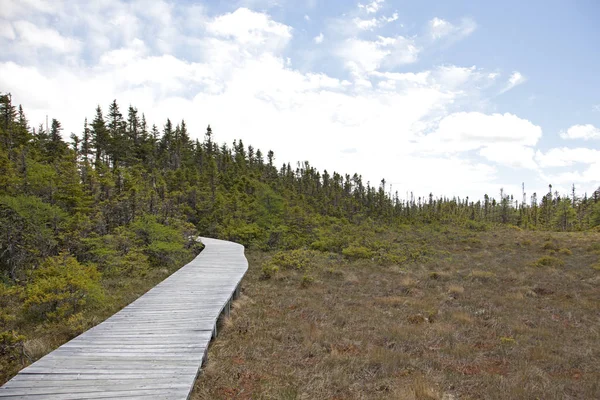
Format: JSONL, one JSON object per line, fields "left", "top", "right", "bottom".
{"left": 500, "top": 336, "right": 516, "bottom": 345}
{"left": 542, "top": 241, "right": 560, "bottom": 251}
{"left": 0, "top": 195, "right": 65, "bottom": 280}
{"left": 532, "top": 256, "right": 564, "bottom": 268}
{"left": 119, "top": 250, "right": 150, "bottom": 276}
{"left": 220, "top": 220, "right": 265, "bottom": 248}
{"left": 82, "top": 230, "right": 133, "bottom": 274}
{"left": 310, "top": 225, "right": 352, "bottom": 253}
{"left": 373, "top": 252, "right": 407, "bottom": 265}
{"left": 269, "top": 249, "right": 319, "bottom": 270}
{"left": 429, "top": 271, "right": 451, "bottom": 280}
{"left": 468, "top": 270, "right": 496, "bottom": 281}
{"left": 311, "top": 238, "right": 342, "bottom": 253}
{"left": 465, "top": 220, "right": 488, "bottom": 232}
{"left": 260, "top": 264, "right": 279, "bottom": 280}
{"left": 0, "top": 284, "right": 19, "bottom": 329}
{"left": 342, "top": 245, "right": 373, "bottom": 259}
{"left": 146, "top": 241, "right": 188, "bottom": 269}
{"left": 558, "top": 248, "right": 572, "bottom": 255}
{"left": 0, "top": 330, "right": 25, "bottom": 367}
{"left": 300, "top": 274, "right": 314, "bottom": 288}
{"left": 131, "top": 216, "right": 193, "bottom": 269}
{"left": 587, "top": 243, "right": 600, "bottom": 252}
{"left": 405, "top": 246, "right": 431, "bottom": 262}
{"left": 24, "top": 254, "right": 103, "bottom": 321}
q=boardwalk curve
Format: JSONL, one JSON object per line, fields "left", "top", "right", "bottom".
{"left": 0, "top": 237, "right": 247, "bottom": 400}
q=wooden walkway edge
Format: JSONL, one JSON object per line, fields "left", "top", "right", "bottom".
{"left": 0, "top": 237, "right": 248, "bottom": 400}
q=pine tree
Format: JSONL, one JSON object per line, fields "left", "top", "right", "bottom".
{"left": 107, "top": 100, "right": 127, "bottom": 169}
{"left": 553, "top": 197, "right": 576, "bottom": 231}
{"left": 0, "top": 93, "right": 17, "bottom": 154}
{"left": 91, "top": 106, "right": 109, "bottom": 167}
{"left": 46, "top": 119, "right": 67, "bottom": 161}
{"left": 126, "top": 105, "right": 140, "bottom": 165}
{"left": 80, "top": 118, "right": 93, "bottom": 163}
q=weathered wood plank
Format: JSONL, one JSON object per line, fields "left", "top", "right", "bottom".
{"left": 0, "top": 383, "right": 191, "bottom": 396}
{"left": 0, "top": 388, "right": 191, "bottom": 400}
{"left": 0, "top": 238, "right": 247, "bottom": 399}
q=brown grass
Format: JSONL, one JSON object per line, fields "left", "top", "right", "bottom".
{"left": 192, "top": 227, "right": 600, "bottom": 400}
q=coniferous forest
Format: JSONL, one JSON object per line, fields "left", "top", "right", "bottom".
{"left": 1, "top": 92, "right": 600, "bottom": 386}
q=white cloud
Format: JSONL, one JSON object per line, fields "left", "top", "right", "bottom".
{"left": 429, "top": 17, "right": 453, "bottom": 39}
{"left": 386, "top": 156, "right": 499, "bottom": 198}
{"left": 314, "top": 32, "right": 324, "bottom": 44}
{"left": 479, "top": 144, "right": 537, "bottom": 170}
{"left": 0, "top": 0, "right": 58, "bottom": 19}
{"left": 99, "top": 38, "right": 147, "bottom": 66}
{"left": 593, "top": 104, "right": 600, "bottom": 112}
{"left": 428, "top": 17, "right": 476, "bottom": 41}
{"left": 206, "top": 7, "right": 292, "bottom": 49}
{"left": 337, "top": 39, "right": 390, "bottom": 73}
{"left": 353, "top": 17, "right": 379, "bottom": 30}
{"left": 358, "top": 0, "right": 385, "bottom": 14}
{"left": 370, "top": 70, "right": 431, "bottom": 86}
{"left": 420, "top": 112, "right": 542, "bottom": 153}
{"left": 0, "top": 21, "right": 16, "bottom": 39}
{"left": 535, "top": 147, "right": 600, "bottom": 167}
{"left": 541, "top": 162, "right": 600, "bottom": 189}
{"left": 500, "top": 71, "right": 526, "bottom": 94}
{"left": 559, "top": 124, "right": 600, "bottom": 140}
{"left": 337, "top": 36, "right": 419, "bottom": 75}
{"left": 12, "top": 20, "right": 81, "bottom": 53}
{"left": 235, "top": 0, "right": 283, "bottom": 9}
{"left": 352, "top": 12, "right": 398, "bottom": 31}
{"left": 304, "top": 14, "right": 310, "bottom": 21}
{"left": 384, "top": 13, "right": 399, "bottom": 23}
{"left": 379, "top": 36, "right": 420, "bottom": 68}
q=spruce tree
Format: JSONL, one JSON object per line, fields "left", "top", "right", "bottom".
{"left": 91, "top": 106, "right": 109, "bottom": 167}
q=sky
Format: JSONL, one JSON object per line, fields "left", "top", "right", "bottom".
{"left": 1, "top": 0, "right": 599, "bottom": 201}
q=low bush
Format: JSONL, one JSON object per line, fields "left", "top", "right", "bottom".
{"left": 342, "top": 245, "right": 373, "bottom": 260}
{"left": 260, "top": 264, "right": 279, "bottom": 280}
{"left": 373, "top": 252, "right": 407, "bottom": 265}
{"left": 300, "top": 274, "right": 314, "bottom": 288}
{"left": 532, "top": 256, "right": 564, "bottom": 268}
{"left": 542, "top": 241, "right": 560, "bottom": 251}
{"left": 468, "top": 270, "right": 496, "bottom": 281}
{"left": 0, "top": 330, "right": 25, "bottom": 377}
{"left": 131, "top": 216, "right": 195, "bottom": 269}
{"left": 465, "top": 220, "right": 489, "bottom": 232}
{"left": 587, "top": 243, "right": 600, "bottom": 252}
{"left": 24, "top": 254, "right": 103, "bottom": 322}
{"left": 268, "top": 249, "right": 317, "bottom": 270}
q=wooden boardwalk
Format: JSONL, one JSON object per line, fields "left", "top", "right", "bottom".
{"left": 0, "top": 238, "right": 247, "bottom": 400}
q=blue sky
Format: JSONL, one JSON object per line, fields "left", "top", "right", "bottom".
{"left": 1, "top": 0, "right": 599, "bottom": 200}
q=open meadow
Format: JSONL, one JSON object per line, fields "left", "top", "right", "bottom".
{"left": 193, "top": 226, "right": 600, "bottom": 400}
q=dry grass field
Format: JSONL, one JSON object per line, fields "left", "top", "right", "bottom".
{"left": 192, "top": 227, "right": 600, "bottom": 399}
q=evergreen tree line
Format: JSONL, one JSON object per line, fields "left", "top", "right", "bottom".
{"left": 2, "top": 91, "right": 599, "bottom": 383}
{"left": 2, "top": 92, "right": 600, "bottom": 284}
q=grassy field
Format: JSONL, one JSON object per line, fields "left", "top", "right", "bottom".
{"left": 192, "top": 226, "right": 600, "bottom": 399}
